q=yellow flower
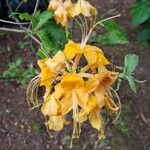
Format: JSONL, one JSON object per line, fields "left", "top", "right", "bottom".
{"left": 88, "top": 96, "right": 105, "bottom": 138}
{"left": 76, "top": 96, "right": 105, "bottom": 138}
{"left": 38, "top": 51, "right": 66, "bottom": 86}
{"left": 48, "top": 0, "right": 59, "bottom": 10}
{"left": 94, "top": 67, "right": 119, "bottom": 112}
{"left": 68, "top": 0, "right": 98, "bottom": 17}
{"left": 54, "top": 4, "right": 68, "bottom": 26}
{"left": 64, "top": 40, "right": 109, "bottom": 66}
{"left": 47, "top": 115, "right": 64, "bottom": 131}
{"left": 48, "top": 0, "right": 73, "bottom": 26}
{"left": 41, "top": 93, "right": 61, "bottom": 116}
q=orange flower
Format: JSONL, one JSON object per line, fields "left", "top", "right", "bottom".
{"left": 48, "top": 0, "right": 73, "bottom": 26}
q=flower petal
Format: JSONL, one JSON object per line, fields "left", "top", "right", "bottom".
{"left": 60, "top": 92, "right": 73, "bottom": 115}
{"left": 41, "top": 93, "right": 61, "bottom": 116}
{"left": 54, "top": 4, "right": 68, "bottom": 26}
{"left": 48, "top": 116, "right": 64, "bottom": 131}
{"left": 64, "top": 40, "right": 82, "bottom": 60}
{"left": 84, "top": 50, "right": 97, "bottom": 65}
{"left": 85, "top": 75, "right": 99, "bottom": 93}
{"left": 48, "top": 0, "right": 59, "bottom": 10}
{"left": 89, "top": 110, "right": 105, "bottom": 138}
{"left": 38, "top": 59, "right": 54, "bottom": 86}
{"left": 80, "top": 0, "right": 98, "bottom": 17}
{"left": 75, "top": 110, "right": 87, "bottom": 122}
{"left": 61, "top": 73, "right": 84, "bottom": 89}
{"left": 45, "top": 51, "right": 66, "bottom": 71}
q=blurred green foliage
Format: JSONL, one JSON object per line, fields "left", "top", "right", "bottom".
{"left": 131, "top": 0, "right": 150, "bottom": 42}
{"left": 89, "top": 20, "right": 128, "bottom": 45}
{"left": 0, "top": 58, "right": 36, "bottom": 86}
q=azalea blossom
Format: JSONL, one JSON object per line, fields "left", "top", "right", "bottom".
{"left": 27, "top": 0, "right": 121, "bottom": 145}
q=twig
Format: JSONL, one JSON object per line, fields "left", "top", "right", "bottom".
{"left": 33, "top": 0, "right": 40, "bottom": 16}
{"left": 0, "top": 27, "right": 41, "bottom": 45}
{"left": 5, "top": 0, "right": 22, "bottom": 27}
{"left": 0, "top": 19, "right": 30, "bottom": 25}
{"left": 28, "top": 0, "right": 40, "bottom": 30}
{"left": 0, "top": 27, "right": 26, "bottom": 33}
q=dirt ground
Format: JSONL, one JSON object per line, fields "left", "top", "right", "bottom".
{"left": 0, "top": 0, "right": 150, "bottom": 150}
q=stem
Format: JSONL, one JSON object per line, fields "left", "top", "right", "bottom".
{"left": 94, "top": 14, "right": 121, "bottom": 28}
{"left": 0, "top": 19, "right": 30, "bottom": 25}
{"left": 0, "top": 27, "right": 26, "bottom": 33}
{"left": 33, "top": 0, "right": 40, "bottom": 16}
{"left": 5, "top": 0, "right": 22, "bottom": 27}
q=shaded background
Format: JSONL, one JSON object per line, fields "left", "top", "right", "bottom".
{"left": 0, "top": 0, "right": 150, "bottom": 149}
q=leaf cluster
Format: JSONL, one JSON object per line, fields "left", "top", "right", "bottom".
{"left": 118, "top": 54, "right": 139, "bottom": 93}
{"left": 19, "top": 10, "right": 68, "bottom": 58}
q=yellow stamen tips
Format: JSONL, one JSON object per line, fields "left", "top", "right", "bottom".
{"left": 27, "top": 0, "right": 122, "bottom": 146}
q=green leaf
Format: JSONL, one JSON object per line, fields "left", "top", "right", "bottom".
{"left": 19, "top": 12, "right": 31, "bottom": 21}
{"left": 34, "top": 10, "right": 54, "bottom": 31}
{"left": 138, "top": 26, "right": 150, "bottom": 42}
{"left": 124, "top": 54, "right": 139, "bottom": 74}
{"left": 90, "top": 20, "right": 128, "bottom": 45}
{"left": 36, "top": 19, "right": 68, "bottom": 56}
{"left": 131, "top": 1, "right": 150, "bottom": 26}
{"left": 125, "top": 75, "right": 137, "bottom": 93}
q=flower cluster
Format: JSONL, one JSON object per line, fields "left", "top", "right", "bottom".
{"left": 27, "top": 0, "right": 120, "bottom": 144}
{"left": 48, "top": 0, "right": 97, "bottom": 26}
{"left": 27, "top": 40, "right": 119, "bottom": 139}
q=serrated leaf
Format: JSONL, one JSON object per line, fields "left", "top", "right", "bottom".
{"left": 34, "top": 10, "right": 54, "bottom": 31}
{"left": 125, "top": 75, "right": 137, "bottom": 93}
{"left": 124, "top": 54, "right": 139, "bottom": 74}
{"left": 19, "top": 12, "right": 31, "bottom": 21}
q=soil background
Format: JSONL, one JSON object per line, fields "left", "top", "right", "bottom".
{"left": 0, "top": 0, "right": 150, "bottom": 150}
